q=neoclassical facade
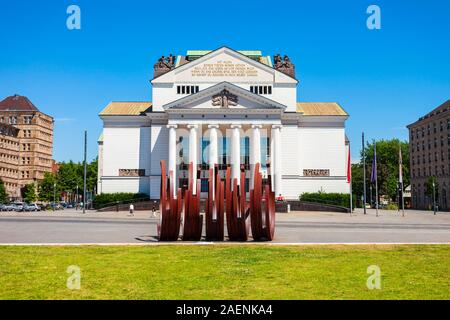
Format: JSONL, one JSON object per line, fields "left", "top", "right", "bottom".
{"left": 98, "top": 47, "right": 350, "bottom": 200}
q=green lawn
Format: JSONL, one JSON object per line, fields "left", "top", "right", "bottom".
{"left": 0, "top": 245, "right": 448, "bottom": 300}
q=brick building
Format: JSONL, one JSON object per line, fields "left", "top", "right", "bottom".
{"left": 407, "top": 100, "right": 450, "bottom": 210}
{"left": 0, "top": 95, "right": 54, "bottom": 200}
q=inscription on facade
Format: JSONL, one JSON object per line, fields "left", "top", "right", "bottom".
{"left": 191, "top": 60, "right": 258, "bottom": 77}
{"left": 303, "top": 169, "right": 330, "bottom": 177}
{"left": 119, "top": 169, "right": 145, "bottom": 177}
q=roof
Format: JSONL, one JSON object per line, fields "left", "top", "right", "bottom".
{"left": 407, "top": 100, "right": 450, "bottom": 127}
{"left": 0, "top": 94, "right": 39, "bottom": 111}
{"left": 296, "top": 102, "right": 348, "bottom": 116}
{"left": 99, "top": 102, "right": 152, "bottom": 116}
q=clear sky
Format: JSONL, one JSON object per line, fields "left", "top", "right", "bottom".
{"left": 0, "top": 0, "right": 449, "bottom": 163}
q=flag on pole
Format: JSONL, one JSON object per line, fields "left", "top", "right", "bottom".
{"left": 370, "top": 146, "right": 377, "bottom": 183}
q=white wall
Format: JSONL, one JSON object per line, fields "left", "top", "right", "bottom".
{"left": 149, "top": 124, "right": 169, "bottom": 198}
{"left": 101, "top": 177, "right": 150, "bottom": 195}
{"left": 101, "top": 125, "right": 151, "bottom": 195}
{"left": 279, "top": 123, "right": 348, "bottom": 199}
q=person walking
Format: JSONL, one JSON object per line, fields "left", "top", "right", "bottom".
{"left": 152, "top": 201, "right": 157, "bottom": 217}
{"left": 129, "top": 203, "right": 134, "bottom": 216}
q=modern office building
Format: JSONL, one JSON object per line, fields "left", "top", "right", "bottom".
{"left": 97, "top": 47, "right": 350, "bottom": 200}
{"left": 407, "top": 100, "right": 450, "bottom": 209}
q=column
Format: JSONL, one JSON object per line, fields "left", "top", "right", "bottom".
{"left": 208, "top": 124, "right": 219, "bottom": 201}
{"left": 187, "top": 124, "right": 198, "bottom": 194}
{"left": 167, "top": 124, "right": 177, "bottom": 196}
{"left": 250, "top": 124, "right": 262, "bottom": 187}
{"left": 271, "top": 125, "right": 282, "bottom": 196}
{"left": 208, "top": 124, "right": 219, "bottom": 169}
{"left": 230, "top": 124, "right": 241, "bottom": 187}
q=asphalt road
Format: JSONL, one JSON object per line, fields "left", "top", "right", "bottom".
{"left": 0, "top": 208, "right": 449, "bottom": 244}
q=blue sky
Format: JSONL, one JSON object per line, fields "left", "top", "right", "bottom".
{"left": 0, "top": 0, "right": 449, "bottom": 162}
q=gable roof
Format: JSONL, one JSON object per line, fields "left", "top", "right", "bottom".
{"left": 0, "top": 94, "right": 39, "bottom": 111}
{"left": 99, "top": 102, "right": 152, "bottom": 116}
{"left": 296, "top": 102, "right": 348, "bottom": 116}
{"left": 152, "top": 46, "right": 298, "bottom": 83}
{"left": 163, "top": 81, "right": 287, "bottom": 110}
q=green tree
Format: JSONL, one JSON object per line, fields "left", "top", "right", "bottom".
{"left": 363, "top": 139, "right": 410, "bottom": 201}
{"left": 23, "top": 183, "right": 37, "bottom": 203}
{"left": 425, "top": 176, "right": 439, "bottom": 199}
{"left": 38, "top": 172, "right": 59, "bottom": 202}
{"left": 0, "top": 179, "right": 8, "bottom": 203}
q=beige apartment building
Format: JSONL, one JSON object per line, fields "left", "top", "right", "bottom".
{"left": 0, "top": 95, "right": 54, "bottom": 200}
{"left": 407, "top": 100, "right": 450, "bottom": 210}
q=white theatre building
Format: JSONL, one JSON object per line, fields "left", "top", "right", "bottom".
{"left": 97, "top": 47, "right": 350, "bottom": 200}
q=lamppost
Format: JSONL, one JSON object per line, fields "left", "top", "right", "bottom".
{"left": 53, "top": 182, "right": 56, "bottom": 211}
{"left": 432, "top": 179, "right": 437, "bottom": 215}
{"left": 76, "top": 184, "right": 79, "bottom": 210}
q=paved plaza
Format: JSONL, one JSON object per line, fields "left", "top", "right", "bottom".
{"left": 0, "top": 208, "right": 449, "bottom": 244}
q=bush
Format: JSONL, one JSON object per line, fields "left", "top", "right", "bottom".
{"left": 386, "top": 203, "right": 398, "bottom": 210}
{"left": 93, "top": 193, "right": 149, "bottom": 209}
{"left": 299, "top": 192, "right": 356, "bottom": 208}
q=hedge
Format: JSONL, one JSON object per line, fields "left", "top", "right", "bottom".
{"left": 93, "top": 193, "right": 149, "bottom": 209}
{"left": 299, "top": 192, "right": 356, "bottom": 208}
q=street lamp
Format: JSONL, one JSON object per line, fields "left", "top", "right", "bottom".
{"left": 53, "top": 182, "right": 56, "bottom": 211}
{"left": 432, "top": 179, "right": 437, "bottom": 215}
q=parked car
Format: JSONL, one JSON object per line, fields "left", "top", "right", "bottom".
{"left": 12, "top": 203, "right": 24, "bottom": 212}
{"left": 0, "top": 204, "right": 5, "bottom": 211}
{"left": 24, "top": 203, "right": 41, "bottom": 212}
{"left": 3, "top": 204, "right": 15, "bottom": 211}
{"left": 50, "top": 203, "right": 63, "bottom": 210}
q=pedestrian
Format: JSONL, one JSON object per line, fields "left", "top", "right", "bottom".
{"left": 129, "top": 203, "right": 134, "bottom": 216}
{"left": 152, "top": 201, "right": 157, "bottom": 217}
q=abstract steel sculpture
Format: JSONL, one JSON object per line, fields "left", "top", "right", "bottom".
{"left": 158, "top": 160, "right": 276, "bottom": 241}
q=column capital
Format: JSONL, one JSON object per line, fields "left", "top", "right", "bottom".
{"left": 207, "top": 124, "right": 220, "bottom": 129}
{"left": 251, "top": 124, "right": 263, "bottom": 129}
{"left": 187, "top": 124, "right": 198, "bottom": 129}
{"left": 167, "top": 124, "right": 178, "bottom": 129}
{"left": 272, "top": 124, "right": 283, "bottom": 129}
{"left": 230, "top": 124, "right": 242, "bottom": 129}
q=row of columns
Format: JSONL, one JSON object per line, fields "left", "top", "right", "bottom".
{"left": 167, "top": 124, "right": 282, "bottom": 196}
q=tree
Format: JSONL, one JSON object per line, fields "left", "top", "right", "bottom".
{"left": 425, "top": 176, "right": 439, "bottom": 199}
{"left": 351, "top": 139, "right": 410, "bottom": 204}
{"left": 23, "top": 183, "right": 37, "bottom": 203}
{"left": 363, "top": 139, "right": 410, "bottom": 201}
{"left": 38, "top": 172, "right": 59, "bottom": 202}
{"left": 0, "top": 179, "right": 8, "bottom": 203}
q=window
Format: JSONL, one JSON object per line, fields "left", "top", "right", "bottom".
{"left": 250, "top": 85, "right": 272, "bottom": 95}
{"left": 23, "top": 116, "right": 32, "bottom": 124}
{"left": 441, "top": 121, "right": 444, "bottom": 131}
{"left": 176, "top": 85, "right": 199, "bottom": 95}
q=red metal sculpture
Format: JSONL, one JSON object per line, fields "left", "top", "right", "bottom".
{"left": 205, "top": 166, "right": 224, "bottom": 241}
{"left": 250, "top": 163, "right": 276, "bottom": 241}
{"left": 158, "top": 160, "right": 275, "bottom": 242}
{"left": 225, "top": 167, "right": 251, "bottom": 241}
{"left": 157, "top": 160, "right": 182, "bottom": 241}
{"left": 181, "top": 162, "right": 203, "bottom": 241}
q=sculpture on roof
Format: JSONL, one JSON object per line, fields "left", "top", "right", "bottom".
{"left": 212, "top": 89, "right": 238, "bottom": 108}
{"left": 273, "top": 54, "right": 295, "bottom": 78}
{"left": 153, "top": 54, "right": 176, "bottom": 78}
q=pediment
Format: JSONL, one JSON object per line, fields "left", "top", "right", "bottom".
{"left": 152, "top": 46, "right": 297, "bottom": 84}
{"left": 163, "top": 82, "right": 287, "bottom": 111}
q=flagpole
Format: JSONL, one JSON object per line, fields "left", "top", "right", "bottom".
{"left": 399, "top": 143, "right": 405, "bottom": 217}
{"left": 374, "top": 141, "right": 379, "bottom": 217}
{"left": 347, "top": 143, "right": 353, "bottom": 215}
{"left": 362, "top": 132, "right": 367, "bottom": 215}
